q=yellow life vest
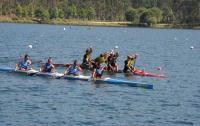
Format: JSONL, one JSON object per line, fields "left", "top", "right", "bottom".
{"left": 127, "top": 59, "right": 133, "bottom": 67}
{"left": 98, "top": 56, "right": 105, "bottom": 63}
{"left": 86, "top": 54, "right": 91, "bottom": 61}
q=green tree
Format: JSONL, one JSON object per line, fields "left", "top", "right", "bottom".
{"left": 87, "top": 7, "right": 96, "bottom": 20}
{"left": 125, "top": 8, "right": 139, "bottom": 23}
{"left": 58, "top": 9, "right": 64, "bottom": 18}
{"left": 149, "top": 7, "right": 162, "bottom": 23}
{"left": 27, "top": 4, "right": 34, "bottom": 17}
{"left": 42, "top": 9, "right": 50, "bottom": 20}
{"left": 16, "top": 4, "right": 22, "bottom": 17}
{"left": 22, "top": 7, "right": 28, "bottom": 17}
{"left": 162, "top": 7, "right": 175, "bottom": 23}
{"left": 79, "top": 8, "right": 87, "bottom": 19}
{"left": 68, "top": 4, "right": 77, "bottom": 18}
{"left": 35, "top": 8, "right": 43, "bottom": 18}
{"left": 50, "top": 7, "right": 59, "bottom": 19}
{"left": 140, "top": 9, "right": 155, "bottom": 25}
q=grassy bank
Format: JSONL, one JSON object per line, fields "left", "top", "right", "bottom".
{"left": 0, "top": 16, "right": 199, "bottom": 29}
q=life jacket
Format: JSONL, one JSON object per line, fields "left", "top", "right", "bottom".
{"left": 69, "top": 65, "right": 78, "bottom": 74}
{"left": 97, "top": 56, "right": 105, "bottom": 64}
{"left": 96, "top": 68, "right": 103, "bottom": 76}
{"left": 127, "top": 59, "right": 133, "bottom": 67}
{"left": 44, "top": 63, "right": 52, "bottom": 72}
{"left": 83, "top": 54, "right": 91, "bottom": 64}
{"left": 20, "top": 59, "right": 30, "bottom": 69}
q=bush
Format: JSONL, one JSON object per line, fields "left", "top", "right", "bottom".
{"left": 87, "top": 7, "right": 96, "bottom": 20}
{"left": 162, "top": 8, "right": 176, "bottom": 23}
{"left": 16, "top": 4, "right": 22, "bottom": 17}
{"left": 35, "top": 8, "right": 43, "bottom": 18}
{"left": 42, "top": 10, "right": 50, "bottom": 20}
{"left": 22, "top": 7, "right": 28, "bottom": 17}
{"left": 50, "top": 7, "right": 59, "bottom": 19}
{"left": 149, "top": 7, "right": 162, "bottom": 22}
{"left": 68, "top": 4, "right": 77, "bottom": 18}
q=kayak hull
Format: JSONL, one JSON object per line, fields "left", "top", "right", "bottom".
{"left": 133, "top": 69, "right": 166, "bottom": 78}
{"left": 0, "top": 67, "right": 38, "bottom": 75}
{"left": 63, "top": 75, "right": 90, "bottom": 81}
{"left": 0, "top": 66, "right": 153, "bottom": 89}
{"left": 95, "top": 78, "right": 153, "bottom": 89}
{"left": 35, "top": 72, "right": 64, "bottom": 78}
{"left": 0, "top": 66, "right": 62, "bottom": 77}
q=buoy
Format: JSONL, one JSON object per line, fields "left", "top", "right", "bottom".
{"left": 64, "top": 28, "right": 66, "bottom": 30}
{"left": 28, "top": 45, "right": 33, "bottom": 49}
{"left": 156, "top": 67, "right": 162, "bottom": 70}
{"left": 115, "top": 45, "right": 119, "bottom": 49}
{"left": 190, "top": 46, "right": 194, "bottom": 49}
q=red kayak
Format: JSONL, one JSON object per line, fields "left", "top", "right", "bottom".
{"left": 133, "top": 69, "right": 167, "bottom": 78}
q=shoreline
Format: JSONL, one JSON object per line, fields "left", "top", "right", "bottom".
{"left": 0, "top": 16, "right": 199, "bottom": 29}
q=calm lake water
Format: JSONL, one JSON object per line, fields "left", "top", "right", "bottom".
{"left": 0, "top": 23, "right": 200, "bottom": 126}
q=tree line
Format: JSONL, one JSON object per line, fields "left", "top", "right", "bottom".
{"left": 0, "top": 0, "right": 199, "bottom": 25}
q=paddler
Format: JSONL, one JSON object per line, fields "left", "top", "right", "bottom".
{"left": 81, "top": 47, "right": 93, "bottom": 69}
{"left": 94, "top": 52, "right": 108, "bottom": 65}
{"left": 16, "top": 54, "right": 32, "bottom": 71}
{"left": 40, "top": 57, "right": 55, "bottom": 72}
{"left": 123, "top": 54, "right": 138, "bottom": 73}
{"left": 106, "top": 51, "right": 119, "bottom": 72}
{"left": 92, "top": 62, "right": 104, "bottom": 79}
{"left": 65, "top": 60, "right": 82, "bottom": 76}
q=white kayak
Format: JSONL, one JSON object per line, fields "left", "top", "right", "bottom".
{"left": 0, "top": 66, "right": 63, "bottom": 78}
{"left": 0, "top": 67, "right": 38, "bottom": 75}
{"left": 35, "top": 72, "right": 64, "bottom": 78}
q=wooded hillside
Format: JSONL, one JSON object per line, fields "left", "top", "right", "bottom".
{"left": 0, "top": 0, "right": 199, "bottom": 25}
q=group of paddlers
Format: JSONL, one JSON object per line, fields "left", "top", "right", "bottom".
{"left": 16, "top": 47, "right": 138, "bottom": 79}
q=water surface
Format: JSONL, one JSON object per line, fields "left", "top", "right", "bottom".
{"left": 0, "top": 23, "right": 200, "bottom": 126}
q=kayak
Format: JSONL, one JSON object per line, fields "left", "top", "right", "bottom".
{"left": 63, "top": 75, "right": 153, "bottom": 89}
{"left": 94, "top": 77, "right": 153, "bottom": 89}
{"left": 63, "top": 75, "right": 90, "bottom": 81}
{"left": 133, "top": 69, "right": 166, "bottom": 78}
{"left": 0, "top": 66, "right": 63, "bottom": 78}
{"left": 0, "top": 66, "right": 153, "bottom": 89}
{"left": 35, "top": 72, "right": 64, "bottom": 78}
{"left": 0, "top": 67, "right": 38, "bottom": 76}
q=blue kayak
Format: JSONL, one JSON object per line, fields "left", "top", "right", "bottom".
{"left": 94, "top": 78, "right": 153, "bottom": 89}
{"left": 63, "top": 75, "right": 153, "bottom": 89}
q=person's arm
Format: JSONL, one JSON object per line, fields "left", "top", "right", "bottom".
{"left": 64, "top": 66, "right": 70, "bottom": 75}
{"left": 78, "top": 66, "right": 82, "bottom": 72}
{"left": 40, "top": 64, "right": 44, "bottom": 72}
{"left": 92, "top": 69, "right": 96, "bottom": 78}
{"left": 89, "top": 47, "right": 92, "bottom": 54}
{"left": 27, "top": 60, "right": 32, "bottom": 69}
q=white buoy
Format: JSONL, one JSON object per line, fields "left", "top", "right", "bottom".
{"left": 64, "top": 27, "right": 66, "bottom": 30}
{"left": 28, "top": 45, "right": 33, "bottom": 49}
{"left": 115, "top": 45, "right": 119, "bottom": 49}
{"left": 190, "top": 46, "right": 194, "bottom": 49}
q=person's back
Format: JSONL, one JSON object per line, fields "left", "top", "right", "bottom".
{"left": 81, "top": 48, "right": 92, "bottom": 69}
